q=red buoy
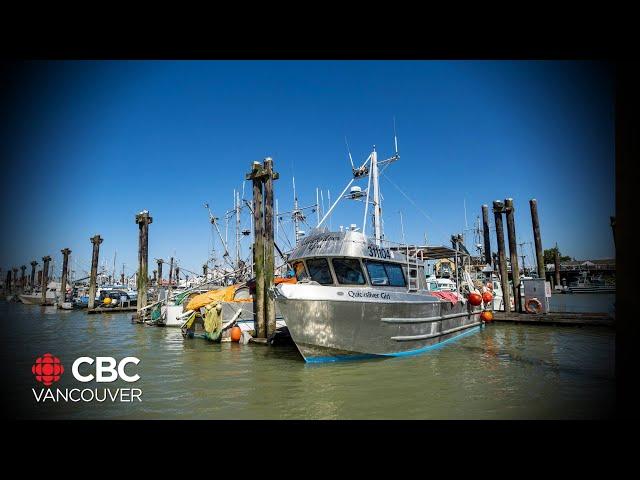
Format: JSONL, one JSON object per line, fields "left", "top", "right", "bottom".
{"left": 481, "top": 310, "right": 494, "bottom": 322}
{"left": 482, "top": 291, "right": 493, "bottom": 303}
{"left": 468, "top": 292, "right": 483, "bottom": 306}
{"left": 230, "top": 326, "right": 242, "bottom": 342}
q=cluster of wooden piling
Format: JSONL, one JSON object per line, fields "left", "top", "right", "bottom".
{"left": 483, "top": 198, "right": 546, "bottom": 313}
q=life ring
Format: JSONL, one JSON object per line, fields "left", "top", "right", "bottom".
{"left": 525, "top": 298, "right": 543, "bottom": 314}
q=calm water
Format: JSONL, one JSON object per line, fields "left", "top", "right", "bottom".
{"left": 1, "top": 295, "right": 615, "bottom": 420}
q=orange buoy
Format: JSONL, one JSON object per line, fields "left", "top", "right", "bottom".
{"left": 230, "top": 326, "right": 242, "bottom": 342}
{"left": 468, "top": 292, "right": 483, "bottom": 306}
{"left": 486, "top": 282, "right": 493, "bottom": 290}
{"left": 103, "top": 297, "right": 112, "bottom": 305}
{"left": 480, "top": 310, "right": 494, "bottom": 322}
{"left": 482, "top": 291, "right": 493, "bottom": 303}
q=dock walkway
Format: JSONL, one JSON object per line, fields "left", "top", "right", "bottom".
{"left": 493, "top": 311, "right": 614, "bottom": 327}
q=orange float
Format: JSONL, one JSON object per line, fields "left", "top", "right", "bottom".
{"left": 230, "top": 326, "right": 242, "bottom": 342}
{"left": 468, "top": 292, "right": 483, "bottom": 306}
{"left": 482, "top": 291, "right": 493, "bottom": 303}
{"left": 480, "top": 310, "right": 494, "bottom": 322}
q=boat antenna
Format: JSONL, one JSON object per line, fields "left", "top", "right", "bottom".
{"left": 393, "top": 116, "right": 399, "bottom": 156}
{"left": 345, "top": 136, "right": 355, "bottom": 170}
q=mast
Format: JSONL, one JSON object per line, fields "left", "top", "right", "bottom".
{"left": 293, "top": 177, "right": 300, "bottom": 244}
{"left": 235, "top": 189, "right": 241, "bottom": 270}
{"left": 371, "top": 146, "right": 381, "bottom": 245}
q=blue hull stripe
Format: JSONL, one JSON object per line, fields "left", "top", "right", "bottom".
{"left": 304, "top": 325, "right": 482, "bottom": 364}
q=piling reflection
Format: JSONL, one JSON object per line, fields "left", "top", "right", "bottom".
{"left": 0, "top": 301, "right": 615, "bottom": 419}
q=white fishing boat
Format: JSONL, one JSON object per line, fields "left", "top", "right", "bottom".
{"left": 273, "top": 138, "right": 483, "bottom": 362}
{"left": 19, "top": 282, "right": 60, "bottom": 305}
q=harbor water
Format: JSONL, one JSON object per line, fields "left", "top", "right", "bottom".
{"left": 1, "top": 294, "right": 615, "bottom": 420}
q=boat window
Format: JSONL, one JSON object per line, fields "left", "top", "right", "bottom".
{"left": 332, "top": 258, "right": 366, "bottom": 285}
{"left": 384, "top": 263, "right": 406, "bottom": 287}
{"left": 306, "top": 258, "right": 334, "bottom": 285}
{"left": 364, "top": 261, "right": 389, "bottom": 285}
{"left": 292, "top": 261, "right": 309, "bottom": 281}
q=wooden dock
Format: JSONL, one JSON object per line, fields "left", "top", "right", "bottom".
{"left": 493, "top": 311, "right": 614, "bottom": 327}
{"left": 87, "top": 306, "right": 138, "bottom": 314}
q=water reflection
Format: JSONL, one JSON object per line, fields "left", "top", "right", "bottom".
{"left": 0, "top": 301, "right": 615, "bottom": 420}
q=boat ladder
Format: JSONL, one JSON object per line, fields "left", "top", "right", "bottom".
{"left": 405, "top": 244, "right": 421, "bottom": 292}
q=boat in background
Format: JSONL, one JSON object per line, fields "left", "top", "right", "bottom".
{"left": 19, "top": 282, "right": 60, "bottom": 305}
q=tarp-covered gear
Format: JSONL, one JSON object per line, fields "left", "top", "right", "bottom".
{"left": 432, "top": 291, "right": 461, "bottom": 305}
{"left": 185, "top": 284, "right": 252, "bottom": 312}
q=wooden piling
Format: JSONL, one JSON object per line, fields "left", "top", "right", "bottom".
{"left": 610, "top": 216, "right": 616, "bottom": 250}
{"left": 203, "top": 264, "right": 208, "bottom": 279}
{"left": 168, "top": 257, "right": 174, "bottom": 291}
{"left": 504, "top": 198, "right": 521, "bottom": 312}
{"left": 175, "top": 266, "right": 180, "bottom": 287}
{"left": 30, "top": 261, "right": 37, "bottom": 288}
{"left": 41, "top": 256, "right": 51, "bottom": 305}
{"left": 5, "top": 270, "right": 11, "bottom": 294}
{"left": 263, "top": 157, "right": 279, "bottom": 337}
{"left": 135, "top": 211, "right": 153, "bottom": 312}
{"left": 481, "top": 204, "right": 492, "bottom": 265}
{"left": 20, "top": 265, "right": 26, "bottom": 291}
{"left": 156, "top": 259, "right": 163, "bottom": 286}
{"left": 12, "top": 267, "right": 18, "bottom": 291}
{"left": 59, "top": 248, "right": 71, "bottom": 306}
{"left": 554, "top": 242, "right": 561, "bottom": 288}
{"left": 88, "top": 235, "right": 103, "bottom": 310}
{"left": 247, "top": 161, "right": 266, "bottom": 338}
{"left": 492, "top": 201, "right": 511, "bottom": 313}
{"left": 529, "top": 199, "right": 545, "bottom": 279}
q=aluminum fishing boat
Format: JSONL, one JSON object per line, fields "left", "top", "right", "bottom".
{"left": 274, "top": 229, "right": 481, "bottom": 361}
{"left": 273, "top": 138, "right": 482, "bottom": 362}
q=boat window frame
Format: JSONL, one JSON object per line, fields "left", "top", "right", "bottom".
{"left": 292, "top": 260, "right": 309, "bottom": 282}
{"left": 331, "top": 257, "right": 367, "bottom": 286}
{"left": 363, "top": 260, "right": 390, "bottom": 286}
{"left": 364, "top": 259, "right": 407, "bottom": 288}
{"left": 305, "top": 258, "right": 335, "bottom": 285}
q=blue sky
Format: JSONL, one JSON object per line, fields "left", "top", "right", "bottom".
{"left": 1, "top": 60, "right": 614, "bottom": 279}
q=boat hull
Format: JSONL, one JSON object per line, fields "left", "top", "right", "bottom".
{"left": 275, "top": 284, "right": 481, "bottom": 362}
{"left": 19, "top": 294, "right": 55, "bottom": 305}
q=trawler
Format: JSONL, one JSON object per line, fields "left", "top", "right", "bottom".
{"left": 274, "top": 135, "right": 483, "bottom": 362}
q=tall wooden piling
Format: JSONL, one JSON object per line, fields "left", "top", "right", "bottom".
{"left": 12, "top": 267, "right": 18, "bottom": 291}
{"left": 610, "top": 216, "right": 616, "bottom": 250}
{"left": 493, "top": 201, "right": 511, "bottom": 313}
{"left": 263, "top": 157, "right": 279, "bottom": 337}
{"left": 175, "top": 266, "right": 180, "bottom": 287}
{"left": 504, "top": 199, "right": 521, "bottom": 311}
{"left": 20, "top": 265, "right": 26, "bottom": 291}
{"left": 554, "top": 243, "right": 561, "bottom": 288}
{"left": 481, "top": 204, "right": 492, "bottom": 265}
{"left": 30, "top": 261, "right": 37, "bottom": 288}
{"left": 5, "top": 270, "right": 10, "bottom": 294}
{"left": 88, "top": 235, "right": 103, "bottom": 310}
{"left": 168, "top": 257, "right": 174, "bottom": 290}
{"left": 135, "top": 211, "right": 153, "bottom": 312}
{"left": 152, "top": 270, "right": 157, "bottom": 285}
{"left": 247, "top": 161, "right": 266, "bottom": 338}
{"left": 41, "top": 256, "right": 51, "bottom": 305}
{"left": 156, "top": 259, "right": 163, "bottom": 286}
{"left": 203, "top": 264, "right": 208, "bottom": 279}
{"left": 529, "top": 199, "right": 545, "bottom": 279}
{"left": 59, "top": 248, "right": 71, "bottom": 305}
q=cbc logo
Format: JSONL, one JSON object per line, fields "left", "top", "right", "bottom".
{"left": 32, "top": 354, "right": 140, "bottom": 385}
{"left": 72, "top": 357, "right": 140, "bottom": 383}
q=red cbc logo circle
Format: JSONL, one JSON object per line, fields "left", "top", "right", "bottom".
{"left": 32, "top": 353, "right": 64, "bottom": 386}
